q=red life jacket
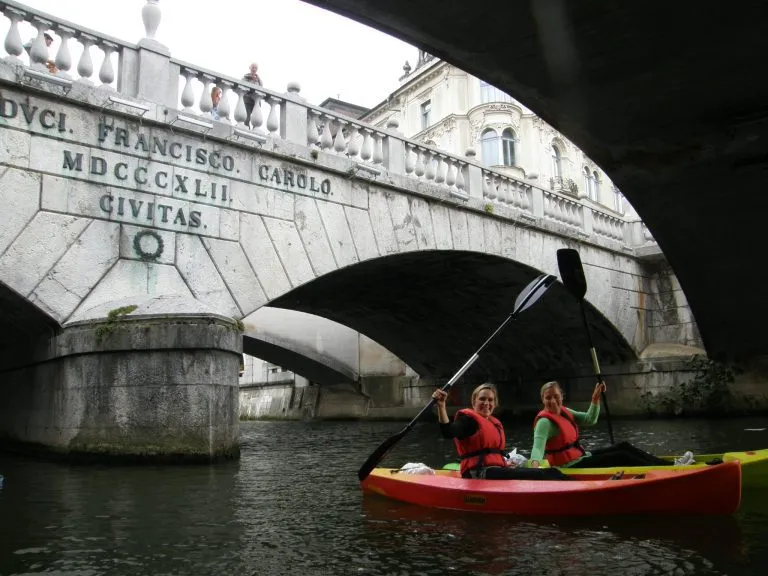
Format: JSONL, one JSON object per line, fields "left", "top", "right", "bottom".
{"left": 454, "top": 408, "right": 506, "bottom": 477}
{"left": 533, "top": 407, "right": 586, "bottom": 466}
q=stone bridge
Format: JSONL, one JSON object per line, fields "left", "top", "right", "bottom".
{"left": 0, "top": 0, "right": 698, "bottom": 460}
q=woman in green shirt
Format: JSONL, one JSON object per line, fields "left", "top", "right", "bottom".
{"left": 529, "top": 381, "right": 672, "bottom": 469}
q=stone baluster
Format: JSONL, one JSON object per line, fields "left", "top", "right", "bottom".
{"left": 445, "top": 160, "right": 456, "bottom": 187}
{"left": 372, "top": 134, "right": 384, "bottom": 164}
{"left": 333, "top": 120, "right": 347, "bottom": 153}
{"left": 199, "top": 76, "right": 214, "bottom": 114}
{"left": 250, "top": 94, "right": 264, "bottom": 130}
{"left": 76, "top": 33, "right": 95, "bottom": 81}
{"left": 424, "top": 151, "right": 436, "bottom": 180}
{"left": 54, "top": 28, "right": 74, "bottom": 76}
{"left": 266, "top": 98, "right": 280, "bottom": 134}
{"left": 414, "top": 148, "right": 425, "bottom": 177}
{"left": 98, "top": 41, "right": 117, "bottom": 86}
{"left": 434, "top": 155, "right": 446, "bottom": 184}
{"left": 319, "top": 117, "right": 333, "bottom": 150}
{"left": 456, "top": 162, "right": 466, "bottom": 192}
{"left": 217, "top": 82, "right": 233, "bottom": 120}
{"left": 233, "top": 88, "right": 248, "bottom": 126}
{"left": 3, "top": 9, "right": 24, "bottom": 61}
{"left": 404, "top": 144, "right": 415, "bottom": 174}
{"left": 29, "top": 18, "right": 52, "bottom": 71}
{"left": 360, "top": 130, "right": 373, "bottom": 161}
{"left": 307, "top": 110, "right": 320, "bottom": 146}
{"left": 482, "top": 175, "right": 491, "bottom": 199}
{"left": 347, "top": 126, "right": 361, "bottom": 158}
{"left": 180, "top": 69, "right": 196, "bottom": 110}
{"left": 486, "top": 173, "right": 498, "bottom": 201}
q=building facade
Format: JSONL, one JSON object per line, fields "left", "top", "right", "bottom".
{"left": 361, "top": 52, "right": 629, "bottom": 217}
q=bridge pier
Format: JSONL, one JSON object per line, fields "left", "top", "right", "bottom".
{"left": 0, "top": 310, "right": 241, "bottom": 462}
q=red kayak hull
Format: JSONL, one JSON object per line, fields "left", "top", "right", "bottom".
{"left": 361, "top": 461, "right": 741, "bottom": 515}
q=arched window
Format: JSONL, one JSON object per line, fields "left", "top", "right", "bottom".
{"left": 583, "top": 167, "right": 593, "bottom": 199}
{"left": 502, "top": 128, "right": 516, "bottom": 166}
{"left": 551, "top": 145, "right": 562, "bottom": 179}
{"left": 481, "top": 128, "right": 499, "bottom": 166}
{"left": 480, "top": 80, "right": 513, "bottom": 104}
{"left": 592, "top": 170, "right": 600, "bottom": 201}
{"left": 613, "top": 187, "right": 624, "bottom": 214}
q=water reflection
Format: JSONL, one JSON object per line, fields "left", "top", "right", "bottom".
{"left": 0, "top": 417, "right": 767, "bottom": 575}
{"left": 361, "top": 496, "right": 745, "bottom": 575}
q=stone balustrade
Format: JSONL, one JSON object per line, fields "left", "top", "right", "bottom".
{"left": 0, "top": 0, "right": 644, "bottom": 251}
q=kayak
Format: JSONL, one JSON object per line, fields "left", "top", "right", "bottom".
{"left": 361, "top": 461, "right": 742, "bottom": 515}
{"left": 443, "top": 448, "right": 768, "bottom": 488}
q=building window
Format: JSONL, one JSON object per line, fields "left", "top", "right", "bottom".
{"left": 551, "top": 145, "right": 562, "bottom": 179}
{"left": 420, "top": 100, "right": 432, "bottom": 130}
{"left": 592, "top": 170, "right": 600, "bottom": 201}
{"left": 613, "top": 187, "right": 624, "bottom": 214}
{"left": 502, "top": 128, "right": 516, "bottom": 166}
{"left": 481, "top": 128, "right": 500, "bottom": 166}
{"left": 480, "top": 80, "right": 513, "bottom": 104}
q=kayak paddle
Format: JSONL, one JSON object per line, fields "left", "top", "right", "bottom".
{"left": 357, "top": 272, "right": 557, "bottom": 482}
{"left": 556, "top": 248, "right": 615, "bottom": 444}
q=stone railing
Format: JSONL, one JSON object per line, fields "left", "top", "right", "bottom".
{"left": 0, "top": 0, "right": 131, "bottom": 87}
{"left": 0, "top": 0, "right": 643, "bottom": 251}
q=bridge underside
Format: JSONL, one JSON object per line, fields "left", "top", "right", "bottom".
{"left": 242, "top": 333, "right": 356, "bottom": 385}
{"left": 0, "top": 282, "right": 59, "bottom": 369}
{"left": 302, "top": 0, "right": 768, "bottom": 363}
{"left": 270, "top": 251, "right": 634, "bottom": 382}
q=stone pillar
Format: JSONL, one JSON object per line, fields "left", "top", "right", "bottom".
{"left": 0, "top": 314, "right": 241, "bottom": 462}
{"left": 280, "top": 82, "right": 308, "bottom": 144}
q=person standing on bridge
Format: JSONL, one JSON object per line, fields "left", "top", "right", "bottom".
{"left": 529, "top": 380, "right": 689, "bottom": 469}
{"left": 432, "top": 383, "right": 570, "bottom": 480}
{"left": 241, "top": 62, "right": 262, "bottom": 128}
{"left": 210, "top": 86, "right": 223, "bottom": 121}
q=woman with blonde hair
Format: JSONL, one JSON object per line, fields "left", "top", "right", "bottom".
{"left": 530, "top": 380, "right": 674, "bottom": 469}
{"left": 433, "top": 383, "right": 569, "bottom": 480}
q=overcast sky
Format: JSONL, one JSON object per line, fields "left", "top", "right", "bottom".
{"left": 8, "top": 0, "right": 416, "bottom": 107}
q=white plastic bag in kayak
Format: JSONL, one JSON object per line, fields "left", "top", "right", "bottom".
{"left": 398, "top": 462, "right": 435, "bottom": 475}
{"left": 504, "top": 448, "right": 528, "bottom": 468}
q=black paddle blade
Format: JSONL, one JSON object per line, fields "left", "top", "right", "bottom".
{"left": 357, "top": 428, "right": 406, "bottom": 481}
{"left": 513, "top": 273, "right": 557, "bottom": 315}
{"left": 557, "top": 248, "right": 587, "bottom": 300}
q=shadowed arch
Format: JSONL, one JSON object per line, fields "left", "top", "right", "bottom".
{"left": 269, "top": 251, "right": 635, "bottom": 382}
{"left": 298, "top": 0, "right": 768, "bottom": 364}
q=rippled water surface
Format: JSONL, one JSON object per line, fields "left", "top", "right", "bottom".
{"left": 2, "top": 416, "right": 768, "bottom": 575}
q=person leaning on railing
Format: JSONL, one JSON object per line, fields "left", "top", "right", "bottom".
{"left": 23, "top": 32, "right": 57, "bottom": 74}
{"left": 241, "top": 62, "right": 262, "bottom": 128}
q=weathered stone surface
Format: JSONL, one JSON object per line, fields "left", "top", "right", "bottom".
{"left": 0, "top": 317, "right": 241, "bottom": 460}
{"left": 387, "top": 193, "right": 418, "bottom": 252}
{"left": 345, "top": 205, "right": 380, "bottom": 261}
{"left": 294, "top": 196, "right": 337, "bottom": 275}
{"left": 0, "top": 212, "right": 89, "bottom": 296}
{"left": 202, "top": 236, "right": 267, "bottom": 315}
{"left": 368, "top": 190, "right": 398, "bottom": 255}
{"left": 430, "top": 204, "right": 454, "bottom": 250}
{"left": 449, "top": 208, "right": 470, "bottom": 250}
{"left": 31, "top": 220, "right": 120, "bottom": 322}
{"left": 316, "top": 199, "right": 358, "bottom": 267}
{"left": 238, "top": 212, "right": 291, "bottom": 298}
{"left": 175, "top": 233, "right": 240, "bottom": 317}
{"left": 409, "top": 196, "right": 436, "bottom": 250}
{"left": 71, "top": 260, "right": 193, "bottom": 319}
{"left": 120, "top": 223, "right": 176, "bottom": 265}
{"left": 262, "top": 217, "right": 315, "bottom": 287}
{"left": 0, "top": 168, "right": 40, "bottom": 255}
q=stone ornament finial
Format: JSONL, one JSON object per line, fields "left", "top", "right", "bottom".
{"left": 142, "top": 0, "right": 161, "bottom": 40}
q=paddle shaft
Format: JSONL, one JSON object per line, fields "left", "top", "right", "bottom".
{"left": 578, "top": 301, "right": 615, "bottom": 444}
{"left": 403, "top": 312, "right": 518, "bottom": 434}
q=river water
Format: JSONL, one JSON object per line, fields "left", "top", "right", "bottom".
{"left": 1, "top": 416, "right": 768, "bottom": 576}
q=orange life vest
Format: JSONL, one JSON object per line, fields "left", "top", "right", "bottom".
{"left": 533, "top": 407, "right": 586, "bottom": 466}
{"left": 454, "top": 408, "right": 506, "bottom": 477}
